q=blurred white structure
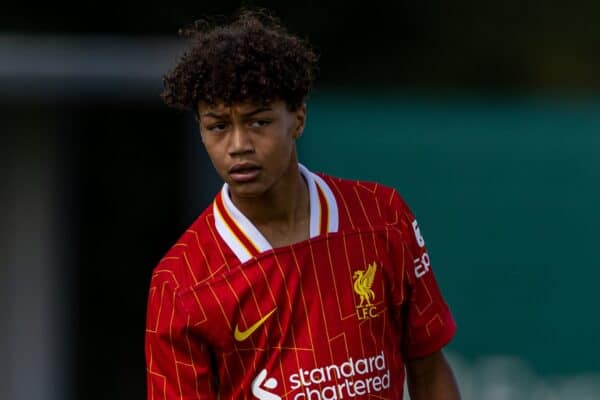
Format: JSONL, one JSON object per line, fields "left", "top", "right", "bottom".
{"left": 445, "top": 352, "right": 600, "bottom": 400}
{"left": 0, "top": 34, "right": 184, "bottom": 400}
{"left": 0, "top": 35, "right": 184, "bottom": 99}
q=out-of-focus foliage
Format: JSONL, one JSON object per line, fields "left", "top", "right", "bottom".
{"left": 444, "top": 352, "right": 600, "bottom": 400}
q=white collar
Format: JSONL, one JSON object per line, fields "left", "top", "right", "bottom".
{"left": 213, "top": 163, "right": 339, "bottom": 263}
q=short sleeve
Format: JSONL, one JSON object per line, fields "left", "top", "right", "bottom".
{"left": 145, "top": 270, "right": 217, "bottom": 399}
{"left": 388, "top": 190, "right": 456, "bottom": 359}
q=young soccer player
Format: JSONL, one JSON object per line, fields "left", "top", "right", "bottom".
{"left": 145, "top": 8, "right": 460, "bottom": 400}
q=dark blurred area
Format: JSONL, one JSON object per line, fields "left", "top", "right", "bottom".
{"left": 3, "top": 0, "right": 600, "bottom": 91}
{"left": 2, "top": 1, "right": 599, "bottom": 400}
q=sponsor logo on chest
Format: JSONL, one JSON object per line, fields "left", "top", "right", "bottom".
{"left": 252, "top": 351, "right": 391, "bottom": 399}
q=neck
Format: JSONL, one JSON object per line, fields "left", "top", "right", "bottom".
{"left": 230, "top": 161, "right": 309, "bottom": 231}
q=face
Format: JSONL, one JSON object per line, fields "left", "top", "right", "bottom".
{"left": 198, "top": 100, "right": 306, "bottom": 199}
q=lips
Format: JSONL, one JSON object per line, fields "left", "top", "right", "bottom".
{"left": 229, "top": 162, "right": 262, "bottom": 183}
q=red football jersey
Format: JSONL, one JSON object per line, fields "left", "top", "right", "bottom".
{"left": 145, "top": 164, "right": 456, "bottom": 399}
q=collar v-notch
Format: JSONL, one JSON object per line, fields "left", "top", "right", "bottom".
{"left": 213, "top": 164, "right": 339, "bottom": 263}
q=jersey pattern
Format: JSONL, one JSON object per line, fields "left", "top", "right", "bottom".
{"left": 145, "top": 165, "right": 456, "bottom": 400}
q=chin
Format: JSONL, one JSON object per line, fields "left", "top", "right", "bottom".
{"left": 228, "top": 182, "right": 266, "bottom": 199}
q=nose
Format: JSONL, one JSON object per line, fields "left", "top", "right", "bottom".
{"left": 228, "top": 125, "right": 254, "bottom": 156}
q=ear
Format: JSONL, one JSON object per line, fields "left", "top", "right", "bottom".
{"left": 292, "top": 103, "right": 307, "bottom": 139}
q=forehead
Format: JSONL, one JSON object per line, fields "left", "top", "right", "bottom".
{"left": 197, "top": 100, "right": 286, "bottom": 116}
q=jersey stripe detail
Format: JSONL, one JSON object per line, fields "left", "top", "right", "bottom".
{"left": 213, "top": 191, "right": 261, "bottom": 262}
{"left": 316, "top": 183, "right": 329, "bottom": 234}
{"left": 219, "top": 186, "right": 272, "bottom": 252}
{"left": 304, "top": 163, "right": 323, "bottom": 238}
{"left": 313, "top": 172, "right": 339, "bottom": 232}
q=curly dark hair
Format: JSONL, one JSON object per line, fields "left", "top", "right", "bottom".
{"left": 161, "top": 8, "right": 318, "bottom": 112}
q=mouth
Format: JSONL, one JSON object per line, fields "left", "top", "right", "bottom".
{"left": 228, "top": 163, "right": 262, "bottom": 183}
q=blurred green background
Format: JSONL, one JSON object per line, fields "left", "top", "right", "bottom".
{"left": 301, "top": 93, "right": 600, "bottom": 376}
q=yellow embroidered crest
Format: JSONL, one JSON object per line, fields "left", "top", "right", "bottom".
{"left": 353, "top": 262, "right": 379, "bottom": 320}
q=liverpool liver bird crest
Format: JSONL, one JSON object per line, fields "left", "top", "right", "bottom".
{"left": 353, "top": 262, "right": 377, "bottom": 307}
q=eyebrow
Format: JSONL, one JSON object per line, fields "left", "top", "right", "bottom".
{"left": 200, "top": 107, "right": 273, "bottom": 119}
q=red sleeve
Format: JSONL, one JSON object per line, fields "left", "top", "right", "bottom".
{"left": 145, "top": 269, "right": 217, "bottom": 399}
{"left": 388, "top": 190, "right": 456, "bottom": 359}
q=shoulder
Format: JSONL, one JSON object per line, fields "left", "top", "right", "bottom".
{"left": 149, "top": 203, "right": 233, "bottom": 292}
{"left": 316, "top": 172, "right": 412, "bottom": 230}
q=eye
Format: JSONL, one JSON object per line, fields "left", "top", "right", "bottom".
{"left": 249, "top": 119, "right": 271, "bottom": 128}
{"left": 206, "top": 122, "right": 228, "bottom": 133}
